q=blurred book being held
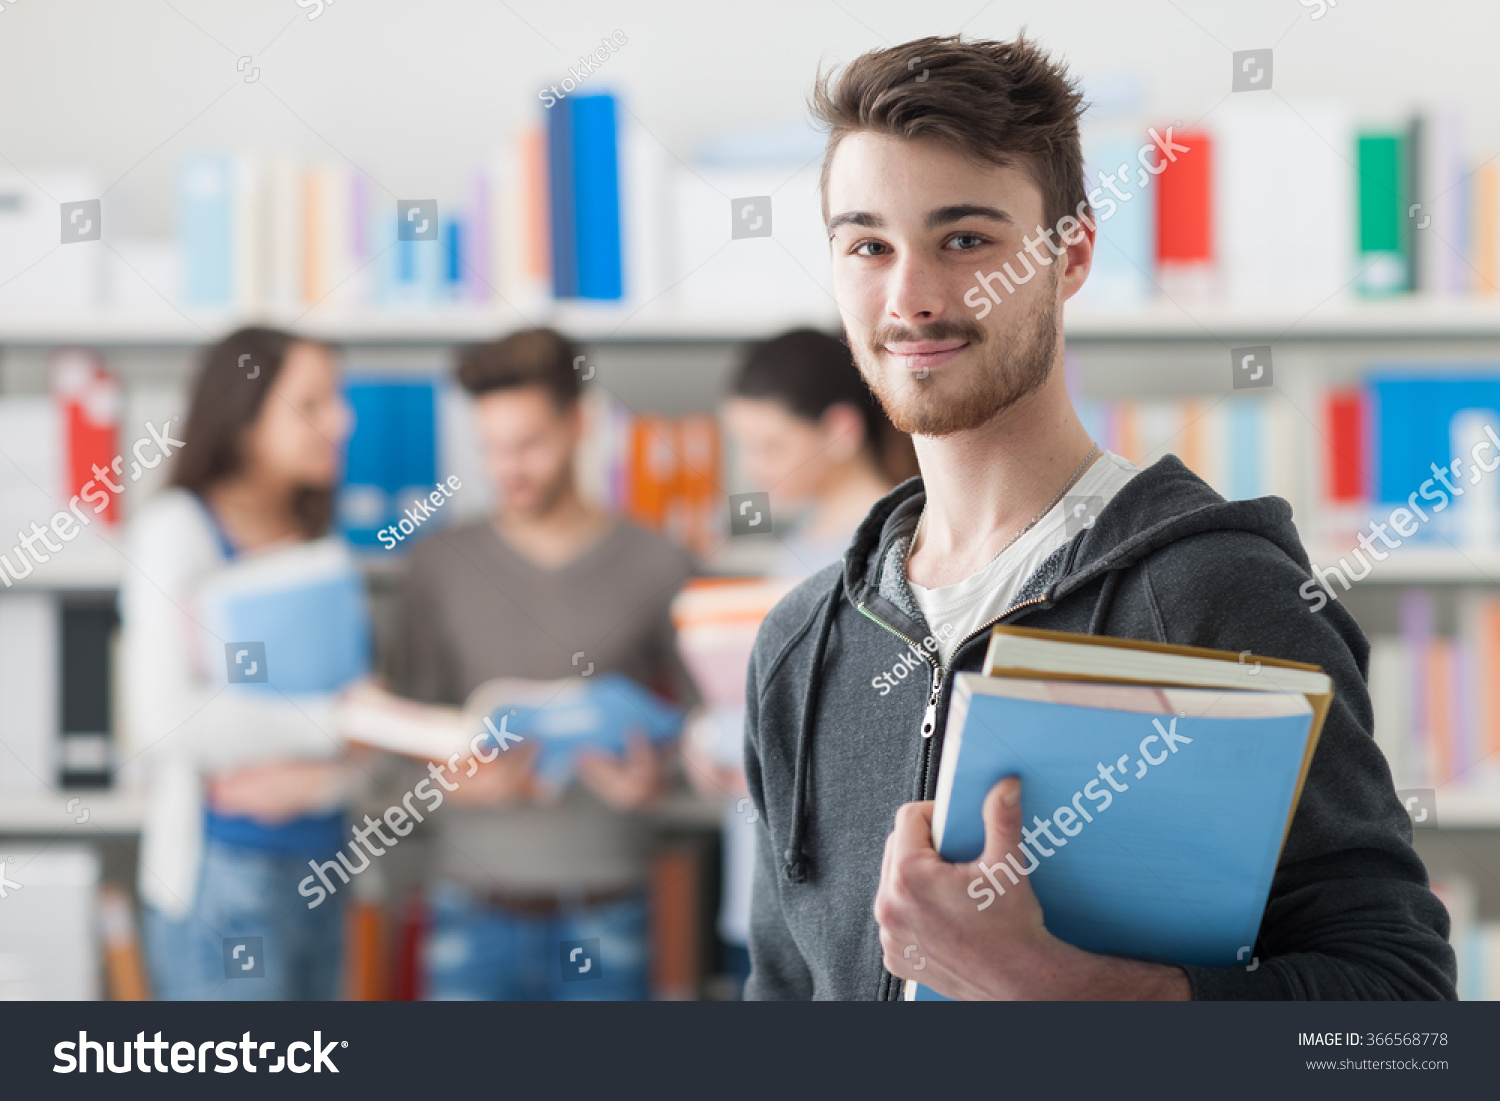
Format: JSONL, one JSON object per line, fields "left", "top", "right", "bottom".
{"left": 195, "top": 537, "right": 372, "bottom": 694}
{"left": 339, "top": 672, "right": 682, "bottom": 789}
{"left": 907, "top": 626, "right": 1332, "bottom": 1001}
{"left": 672, "top": 577, "right": 798, "bottom": 767}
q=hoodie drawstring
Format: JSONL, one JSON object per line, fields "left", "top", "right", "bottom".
{"left": 782, "top": 589, "right": 839, "bottom": 884}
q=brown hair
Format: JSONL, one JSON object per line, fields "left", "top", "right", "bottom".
{"left": 457, "top": 327, "right": 583, "bottom": 409}
{"left": 170, "top": 326, "right": 334, "bottom": 538}
{"left": 810, "top": 33, "right": 1089, "bottom": 232}
{"left": 732, "top": 328, "right": 917, "bottom": 484}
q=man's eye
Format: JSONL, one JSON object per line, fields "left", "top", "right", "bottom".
{"left": 851, "top": 239, "right": 889, "bottom": 257}
{"left": 945, "top": 233, "right": 988, "bottom": 250}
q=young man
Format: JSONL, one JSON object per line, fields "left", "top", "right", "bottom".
{"left": 743, "top": 35, "right": 1456, "bottom": 1001}
{"left": 397, "top": 328, "right": 697, "bottom": 1000}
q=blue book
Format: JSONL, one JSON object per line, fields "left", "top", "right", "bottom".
{"left": 338, "top": 376, "right": 439, "bottom": 551}
{"left": 1226, "top": 397, "right": 1264, "bottom": 501}
{"left": 178, "top": 152, "right": 235, "bottom": 306}
{"left": 572, "top": 93, "right": 623, "bottom": 300}
{"left": 909, "top": 627, "right": 1328, "bottom": 1001}
{"left": 467, "top": 672, "right": 683, "bottom": 788}
{"left": 1368, "top": 372, "right": 1500, "bottom": 510}
{"left": 547, "top": 96, "right": 580, "bottom": 298}
{"left": 196, "top": 537, "right": 372, "bottom": 695}
{"left": 1075, "top": 132, "right": 1155, "bottom": 308}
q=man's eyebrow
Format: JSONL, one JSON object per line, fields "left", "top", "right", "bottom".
{"left": 826, "top": 211, "right": 883, "bottom": 233}
{"left": 925, "top": 204, "right": 1013, "bottom": 229}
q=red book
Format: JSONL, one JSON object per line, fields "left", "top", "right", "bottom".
{"left": 1325, "top": 389, "right": 1367, "bottom": 504}
{"left": 50, "top": 350, "right": 121, "bottom": 526}
{"left": 1154, "top": 130, "right": 1213, "bottom": 265}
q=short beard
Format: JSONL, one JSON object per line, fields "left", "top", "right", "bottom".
{"left": 854, "top": 275, "right": 1059, "bottom": 438}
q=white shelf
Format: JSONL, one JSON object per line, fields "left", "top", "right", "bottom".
{"left": 1413, "top": 787, "right": 1500, "bottom": 829}
{"left": 1064, "top": 298, "right": 1500, "bottom": 342}
{"left": 0, "top": 303, "right": 841, "bottom": 346}
{"left": 11, "top": 297, "right": 1500, "bottom": 346}
{"left": 0, "top": 787, "right": 720, "bottom": 834}
{"left": 1306, "top": 546, "right": 1500, "bottom": 585}
{"left": 0, "top": 790, "right": 147, "bottom": 834}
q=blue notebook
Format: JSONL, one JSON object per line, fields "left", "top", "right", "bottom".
{"left": 467, "top": 672, "right": 682, "bottom": 788}
{"left": 547, "top": 95, "right": 580, "bottom": 298}
{"left": 196, "top": 536, "right": 371, "bottom": 695}
{"left": 572, "top": 93, "right": 623, "bottom": 300}
{"left": 909, "top": 670, "right": 1319, "bottom": 1001}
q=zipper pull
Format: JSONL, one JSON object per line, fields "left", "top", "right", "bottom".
{"left": 920, "top": 665, "right": 942, "bottom": 738}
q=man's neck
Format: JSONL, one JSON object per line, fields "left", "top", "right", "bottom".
{"left": 907, "top": 370, "right": 1095, "bottom": 590}
{"left": 492, "top": 484, "right": 612, "bottom": 570}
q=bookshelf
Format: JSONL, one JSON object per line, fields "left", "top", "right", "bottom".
{"left": 17, "top": 298, "right": 1500, "bottom": 347}
{"left": 7, "top": 301, "right": 1500, "bottom": 830}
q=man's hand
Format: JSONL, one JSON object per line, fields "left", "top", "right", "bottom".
{"left": 874, "top": 777, "right": 1192, "bottom": 1000}
{"left": 442, "top": 740, "right": 542, "bottom": 806}
{"left": 576, "top": 732, "right": 668, "bottom": 811}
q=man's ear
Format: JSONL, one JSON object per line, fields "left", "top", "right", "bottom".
{"left": 1058, "top": 214, "right": 1096, "bottom": 303}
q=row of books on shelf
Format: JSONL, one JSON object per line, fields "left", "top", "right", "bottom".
{"left": 1074, "top": 390, "right": 1299, "bottom": 506}
{"left": 1077, "top": 368, "right": 1500, "bottom": 554}
{"left": 0, "top": 355, "right": 725, "bottom": 566}
{"left": 1368, "top": 590, "right": 1500, "bottom": 793}
{"left": 575, "top": 387, "right": 722, "bottom": 557}
{"left": 0, "top": 91, "right": 830, "bottom": 317}
{"left": 1078, "top": 102, "right": 1500, "bottom": 308}
{"left": 17, "top": 90, "right": 1500, "bottom": 318}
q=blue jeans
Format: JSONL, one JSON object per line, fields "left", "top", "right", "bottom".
{"left": 143, "top": 839, "right": 345, "bottom": 1001}
{"left": 423, "top": 882, "right": 649, "bottom": 1000}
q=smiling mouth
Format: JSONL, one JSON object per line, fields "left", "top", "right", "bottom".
{"left": 883, "top": 340, "right": 969, "bottom": 370}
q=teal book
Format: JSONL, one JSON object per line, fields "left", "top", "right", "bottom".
{"left": 1356, "top": 130, "right": 1410, "bottom": 295}
{"left": 907, "top": 637, "right": 1327, "bottom": 1001}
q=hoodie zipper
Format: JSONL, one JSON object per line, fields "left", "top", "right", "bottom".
{"left": 858, "top": 593, "right": 1049, "bottom": 1003}
{"left": 856, "top": 593, "right": 1049, "bottom": 743}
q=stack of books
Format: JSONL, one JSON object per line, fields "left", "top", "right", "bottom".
{"left": 910, "top": 625, "right": 1330, "bottom": 1001}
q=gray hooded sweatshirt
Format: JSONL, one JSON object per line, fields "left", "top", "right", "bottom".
{"left": 742, "top": 456, "right": 1457, "bottom": 1001}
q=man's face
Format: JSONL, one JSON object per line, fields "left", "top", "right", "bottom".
{"left": 473, "top": 386, "right": 580, "bottom": 517}
{"left": 825, "top": 132, "right": 1090, "bottom": 437}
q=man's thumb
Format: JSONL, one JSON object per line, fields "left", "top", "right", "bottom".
{"left": 976, "top": 776, "right": 1024, "bottom": 868}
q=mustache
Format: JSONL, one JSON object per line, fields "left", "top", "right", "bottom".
{"left": 869, "top": 319, "right": 986, "bottom": 353}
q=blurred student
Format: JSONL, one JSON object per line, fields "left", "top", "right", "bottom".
{"left": 686, "top": 329, "right": 906, "bottom": 990}
{"left": 397, "top": 327, "right": 698, "bottom": 1001}
{"left": 723, "top": 329, "right": 911, "bottom": 578}
{"left": 122, "top": 327, "right": 361, "bottom": 1001}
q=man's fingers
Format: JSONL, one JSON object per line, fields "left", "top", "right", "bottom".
{"left": 975, "top": 776, "right": 1024, "bottom": 869}
{"left": 887, "top": 800, "right": 938, "bottom": 863}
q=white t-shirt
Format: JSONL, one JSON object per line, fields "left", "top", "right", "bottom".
{"left": 908, "top": 451, "right": 1139, "bottom": 666}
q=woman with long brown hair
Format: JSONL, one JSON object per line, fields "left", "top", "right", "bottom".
{"left": 121, "top": 327, "right": 362, "bottom": 1000}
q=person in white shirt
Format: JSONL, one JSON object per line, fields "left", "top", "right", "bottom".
{"left": 122, "top": 327, "right": 360, "bottom": 1000}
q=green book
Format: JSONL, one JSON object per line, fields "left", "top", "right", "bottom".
{"left": 1357, "top": 131, "right": 1410, "bottom": 295}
